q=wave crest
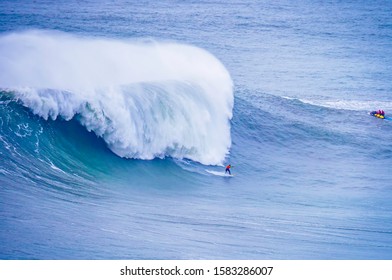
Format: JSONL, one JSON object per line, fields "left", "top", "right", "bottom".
{"left": 0, "top": 31, "right": 234, "bottom": 165}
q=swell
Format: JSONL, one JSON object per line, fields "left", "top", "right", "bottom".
{"left": 0, "top": 96, "right": 176, "bottom": 195}
{"left": 0, "top": 95, "right": 107, "bottom": 194}
{"left": 232, "top": 91, "right": 392, "bottom": 161}
{"left": 2, "top": 88, "right": 392, "bottom": 193}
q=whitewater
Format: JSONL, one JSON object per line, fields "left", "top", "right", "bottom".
{"left": 1, "top": 0, "right": 392, "bottom": 260}
{"left": 0, "top": 31, "right": 233, "bottom": 165}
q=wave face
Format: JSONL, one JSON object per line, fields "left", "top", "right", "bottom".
{"left": 0, "top": 30, "right": 233, "bottom": 165}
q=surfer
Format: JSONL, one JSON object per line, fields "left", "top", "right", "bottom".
{"left": 225, "top": 164, "right": 232, "bottom": 175}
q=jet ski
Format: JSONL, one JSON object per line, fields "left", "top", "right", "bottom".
{"left": 370, "top": 111, "right": 385, "bottom": 119}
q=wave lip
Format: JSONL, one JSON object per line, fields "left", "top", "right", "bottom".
{"left": 0, "top": 30, "right": 234, "bottom": 165}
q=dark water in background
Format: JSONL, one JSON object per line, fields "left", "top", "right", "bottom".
{"left": 1, "top": 0, "right": 392, "bottom": 259}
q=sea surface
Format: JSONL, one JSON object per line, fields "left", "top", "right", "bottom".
{"left": 1, "top": 0, "right": 392, "bottom": 259}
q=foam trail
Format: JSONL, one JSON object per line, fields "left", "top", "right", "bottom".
{"left": 285, "top": 97, "right": 392, "bottom": 112}
{"left": 0, "top": 30, "right": 234, "bottom": 165}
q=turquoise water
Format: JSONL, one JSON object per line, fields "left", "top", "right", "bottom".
{"left": 1, "top": 0, "right": 392, "bottom": 259}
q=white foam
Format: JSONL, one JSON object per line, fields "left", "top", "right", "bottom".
{"left": 205, "top": 169, "right": 233, "bottom": 177}
{"left": 284, "top": 96, "right": 392, "bottom": 112}
{"left": 0, "top": 30, "right": 234, "bottom": 165}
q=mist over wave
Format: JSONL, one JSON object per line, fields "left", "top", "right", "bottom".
{"left": 0, "top": 30, "right": 233, "bottom": 165}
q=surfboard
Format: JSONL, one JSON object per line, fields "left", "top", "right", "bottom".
{"left": 206, "top": 170, "right": 234, "bottom": 177}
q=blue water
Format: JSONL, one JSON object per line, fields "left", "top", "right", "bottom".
{"left": 1, "top": 0, "right": 392, "bottom": 259}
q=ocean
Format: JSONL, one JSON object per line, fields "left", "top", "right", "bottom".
{"left": 0, "top": 0, "right": 391, "bottom": 259}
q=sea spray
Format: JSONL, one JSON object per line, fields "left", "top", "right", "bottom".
{"left": 0, "top": 30, "right": 234, "bottom": 165}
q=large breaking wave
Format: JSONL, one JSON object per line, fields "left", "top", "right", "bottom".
{"left": 0, "top": 30, "right": 233, "bottom": 165}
